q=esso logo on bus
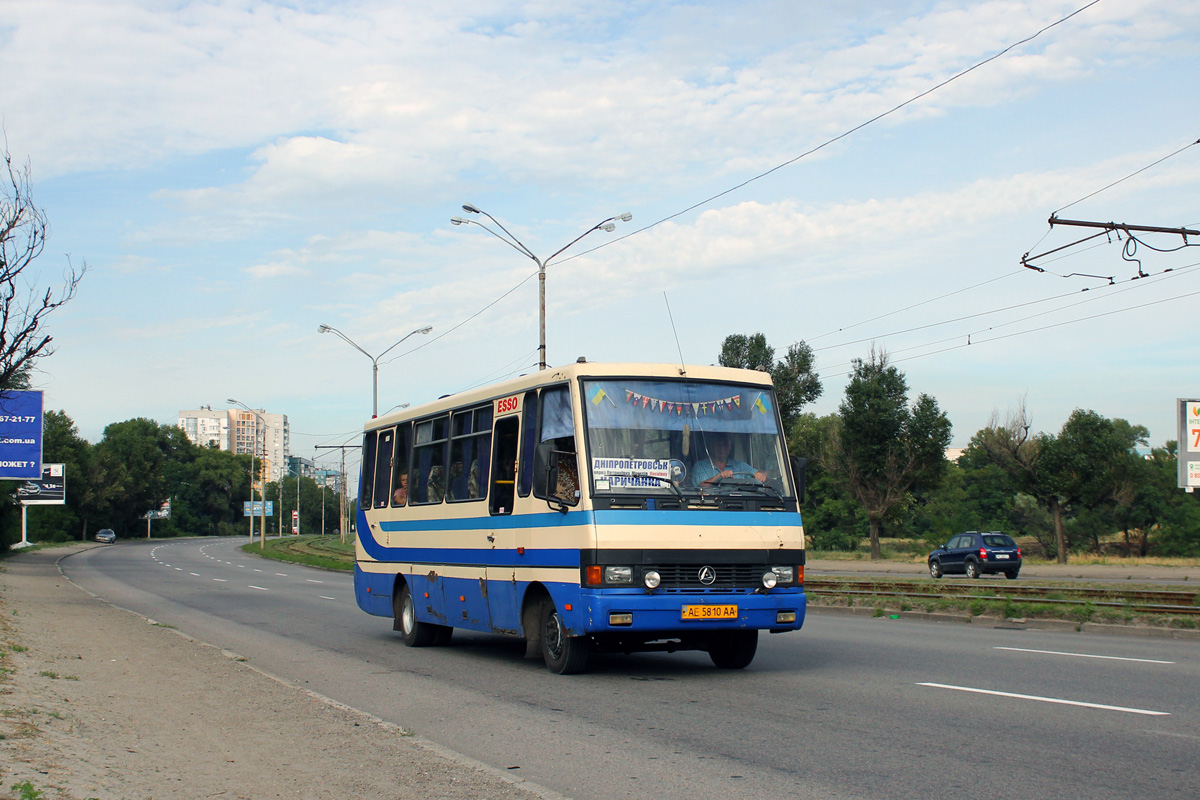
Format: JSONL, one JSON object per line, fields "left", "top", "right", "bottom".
{"left": 495, "top": 395, "right": 520, "bottom": 415}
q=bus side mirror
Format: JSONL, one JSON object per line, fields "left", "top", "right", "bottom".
{"left": 789, "top": 455, "right": 807, "bottom": 504}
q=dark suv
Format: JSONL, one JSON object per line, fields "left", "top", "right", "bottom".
{"left": 928, "top": 531, "right": 1021, "bottom": 579}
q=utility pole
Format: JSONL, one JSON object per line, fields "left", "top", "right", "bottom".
{"left": 315, "top": 443, "right": 361, "bottom": 544}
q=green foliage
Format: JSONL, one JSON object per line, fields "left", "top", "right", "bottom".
{"left": 719, "top": 332, "right": 821, "bottom": 430}
{"left": 11, "top": 780, "right": 46, "bottom": 800}
{"left": 824, "top": 348, "right": 952, "bottom": 558}
{"left": 1, "top": 410, "right": 339, "bottom": 550}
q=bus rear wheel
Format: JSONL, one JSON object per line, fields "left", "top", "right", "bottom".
{"left": 396, "top": 584, "right": 435, "bottom": 647}
{"left": 709, "top": 630, "right": 758, "bottom": 669}
{"left": 540, "top": 600, "right": 589, "bottom": 675}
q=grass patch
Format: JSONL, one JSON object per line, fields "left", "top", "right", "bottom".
{"left": 244, "top": 536, "right": 355, "bottom": 571}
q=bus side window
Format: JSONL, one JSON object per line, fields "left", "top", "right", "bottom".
{"left": 360, "top": 430, "right": 378, "bottom": 510}
{"left": 390, "top": 422, "right": 412, "bottom": 507}
{"left": 533, "top": 386, "right": 578, "bottom": 505}
{"left": 411, "top": 415, "right": 449, "bottom": 505}
{"left": 518, "top": 389, "right": 538, "bottom": 497}
{"left": 372, "top": 428, "right": 395, "bottom": 509}
{"left": 490, "top": 416, "right": 519, "bottom": 515}
{"left": 448, "top": 405, "right": 492, "bottom": 502}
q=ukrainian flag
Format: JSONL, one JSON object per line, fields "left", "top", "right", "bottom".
{"left": 754, "top": 394, "right": 771, "bottom": 415}
{"left": 590, "top": 386, "right": 608, "bottom": 405}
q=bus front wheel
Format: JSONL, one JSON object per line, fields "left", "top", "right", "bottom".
{"left": 709, "top": 630, "right": 758, "bottom": 669}
{"left": 540, "top": 600, "right": 589, "bottom": 675}
{"left": 396, "top": 584, "right": 435, "bottom": 647}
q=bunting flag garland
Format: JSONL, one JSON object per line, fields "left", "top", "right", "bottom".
{"left": 622, "top": 388, "right": 745, "bottom": 416}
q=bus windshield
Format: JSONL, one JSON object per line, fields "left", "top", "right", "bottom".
{"left": 581, "top": 378, "right": 793, "bottom": 499}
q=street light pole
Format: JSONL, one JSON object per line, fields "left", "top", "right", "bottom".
{"left": 317, "top": 325, "right": 432, "bottom": 417}
{"left": 229, "top": 398, "right": 269, "bottom": 549}
{"left": 451, "top": 205, "right": 631, "bottom": 370}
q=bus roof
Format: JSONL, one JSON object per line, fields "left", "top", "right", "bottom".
{"left": 365, "top": 361, "right": 776, "bottom": 430}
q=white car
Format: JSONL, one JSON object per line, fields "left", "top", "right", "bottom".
{"left": 95, "top": 529, "right": 116, "bottom": 543}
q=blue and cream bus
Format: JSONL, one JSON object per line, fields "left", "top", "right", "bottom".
{"left": 353, "top": 361, "right": 807, "bottom": 673}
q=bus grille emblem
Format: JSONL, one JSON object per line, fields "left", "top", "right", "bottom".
{"left": 698, "top": 566, "right": 717, "bottom": 585}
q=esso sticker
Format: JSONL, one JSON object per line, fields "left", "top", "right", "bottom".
{"left": 495, "top": 395, "right": 520, "bottom": 415}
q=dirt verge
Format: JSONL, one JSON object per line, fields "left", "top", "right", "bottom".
{"left": 0, "top": 545, "right": 554, "bottom": 800}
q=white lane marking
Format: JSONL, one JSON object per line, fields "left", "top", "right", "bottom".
{"left": 995, "top": 646, "right": 1174, "bottom": 664}
{"left": 237, "top": 564, "right": 245, "bottom": 568}
{"left": 249, "top": 585, "right": 269, "bottom": 591}
{"left": 213, "top": 578, "right": 227, "bottom": 582}
{"left": 319, "top": 596, "right": 337, "bottom": 601}
{"left": 275, "top": 573, "right": 288, "bottom": 577}
{"left": 918, "top": 683, "right": 1170, "bottom": 716}
{"left": 307, "top": 579, "right": 324, "bottom": 584}
{"left": 174, "top": 567, "right": 182, "bottom": 571}
{"left": 190, "top": 572, "right": 200, "bottom": 576}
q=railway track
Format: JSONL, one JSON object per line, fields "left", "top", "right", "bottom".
{"left": 805, "top": 578, "right": 1200, "bottom": 616}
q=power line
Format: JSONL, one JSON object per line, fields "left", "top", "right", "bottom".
{"left": 812, "top": 259, "right": 1198, "bottom": 354}
{"left": 815, "top": 261, "right": 1200, "bottom": 378}
{"left": 1054, "top": 137, "right": 1200, "bottom": 216}
{"left": 559, "top": 0, "right": 1104, "bottom": 264}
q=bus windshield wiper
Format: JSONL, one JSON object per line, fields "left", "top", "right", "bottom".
{"left": 709, "top": 478, "right": 786, "bottom": 502}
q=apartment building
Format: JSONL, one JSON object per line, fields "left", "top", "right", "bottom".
{"left": 178, "top": 406, "right": 289, "bottom": 483}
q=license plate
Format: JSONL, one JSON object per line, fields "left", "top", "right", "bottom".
{"left": 996, "top": 554, "right": 1010, "bottom": 559}
{"left": 681, "top": 604, "right": 738, "bottom": 620}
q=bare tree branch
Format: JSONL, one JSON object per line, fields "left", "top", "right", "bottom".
{"left": 0, "top": 142, "right": 85, "bottom": 389}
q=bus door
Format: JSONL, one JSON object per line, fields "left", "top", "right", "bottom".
{"left": 485, "top": 398, "right": 522, "bottom": 632}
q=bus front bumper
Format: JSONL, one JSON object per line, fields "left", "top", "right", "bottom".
{"left": 579, "top": 587, "right": 806, "bottom": 634}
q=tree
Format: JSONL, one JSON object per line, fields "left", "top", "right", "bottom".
{"left": 1, "top": 143, "right": 85, "bottom": 389}
{"left": 974, "top": 400, "right": 1070, "bottom": 563}
{"left": 823, "top": 348, "right": 951, "bottom": 559}
{"left": 92, "top": 419, "right": 196, "bottom": 534}
{"left": 718, "top": 333, "right": 821, "bottom": 430}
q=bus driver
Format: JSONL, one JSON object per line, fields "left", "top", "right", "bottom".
{"left": 692, "top": 431, "right": 768, "bottom": 487}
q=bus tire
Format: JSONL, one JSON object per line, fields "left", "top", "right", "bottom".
{"left": 709, "top": 630, "right": 758, "bottom": 669}
{"left": 396, "top": 584, "right": 435, "bottom": 647}
{"left": 540, "top": 600, "right": 589, "bottom": 675}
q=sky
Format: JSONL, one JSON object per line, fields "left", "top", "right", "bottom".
{"left": 2, "top": 0, "right": 1198, "bottom": 481}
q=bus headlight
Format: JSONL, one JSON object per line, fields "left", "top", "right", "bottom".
{"left": 761, "top": 571, "right": 778, "bottom": 589}
{"left": 644, "top": 570, "right": 661, "bottom": 589}
{"left": 605, "top": 566, "right": 633, "bottom": 585}
{"left": 771, "top": 566, "right": 794, "bottom": 585}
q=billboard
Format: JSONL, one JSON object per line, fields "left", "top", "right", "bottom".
{"left": 0, "top": 390, "right": 43, "bottom": 479}
{"left": 16, "top": 463, "right": 65, "bottom": 505}
{"left": 143, "top": 498, "right": 171, "bottom": 519}
{"left": 1178, "top": 399, "right": 1200, "bottom": 489}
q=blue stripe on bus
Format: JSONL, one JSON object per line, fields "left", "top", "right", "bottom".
{"left": 358, "top": 507, "right": 802, "bottom": 564}
{"left": 376, "top": 509, "right": 595, "bottom": 533}
{"left": 372, "top": 507, "right": 800, "bottom": 534}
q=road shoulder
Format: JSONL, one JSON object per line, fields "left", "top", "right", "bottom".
{"left": 0, "top": 545, "right": 553, "bottom": 800}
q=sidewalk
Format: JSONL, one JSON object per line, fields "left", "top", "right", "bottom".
{"left": 0, "top": 545, "right": 551, "bottom": 800}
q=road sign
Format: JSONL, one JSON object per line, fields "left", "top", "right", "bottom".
{"left": 0, "top": 390, "right": 43, "bottom": 479}
{"left": 16, "top": 463, "right": 65, "bottom": 505}
{"left": 242, "top": 500, "right": 274, "bottom": 517}
{"left": 291, "top": 508, "right": 299, "bottom": 534}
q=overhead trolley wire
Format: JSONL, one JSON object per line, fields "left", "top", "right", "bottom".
{"left": 560, "top": 0, "right": 1105, "bottom": 265}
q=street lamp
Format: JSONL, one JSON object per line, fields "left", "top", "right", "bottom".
{"left": 318, "top": 325, "right": 432, "bottom": 417}
{"left": 451, "top": 205, "right": 632, "bottom": 370}
{"left": 228, "top": 398, "right": 269, "bottom": 549}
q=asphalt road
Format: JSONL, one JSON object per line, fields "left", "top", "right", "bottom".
{"left": 63, "top": 538, "right": 1200, "bottom": 800}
